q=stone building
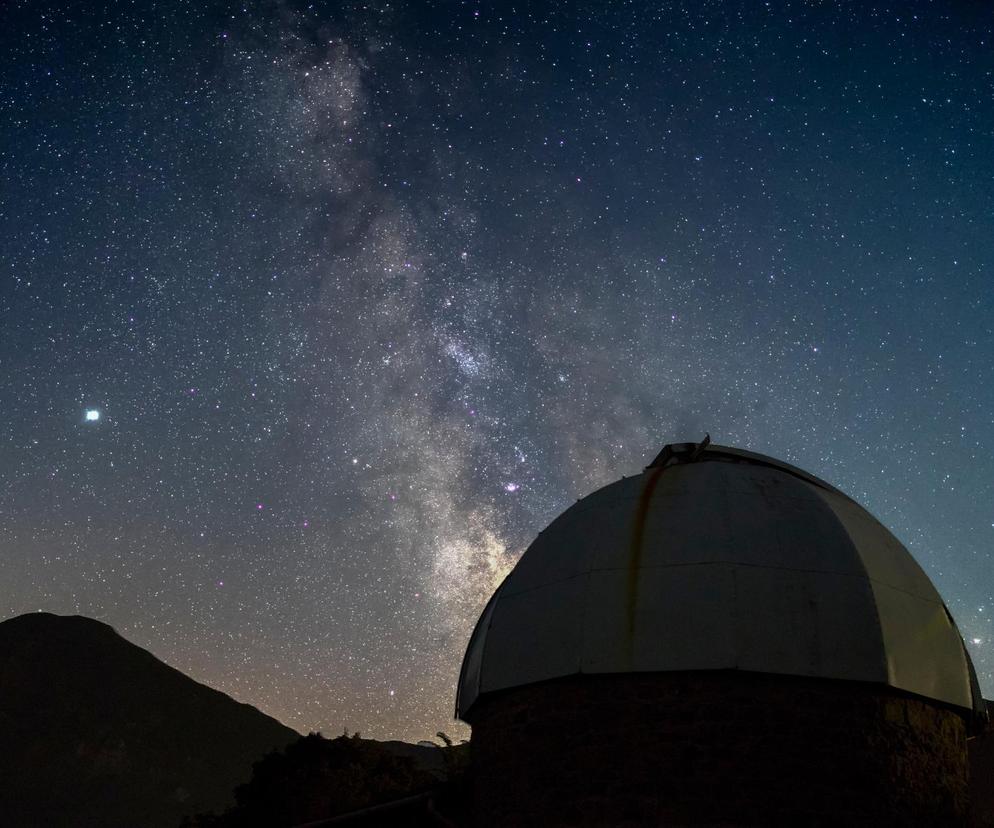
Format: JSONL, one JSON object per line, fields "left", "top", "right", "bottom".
{"left": 456, "top": 441, "right": 987, "bottom": 827}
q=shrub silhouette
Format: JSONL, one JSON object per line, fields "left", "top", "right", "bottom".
{"left": 183, "top": 732, "right": 437, "bottom": 827}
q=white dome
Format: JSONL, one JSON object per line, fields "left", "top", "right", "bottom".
{"left": 457, "top": 443, "right": 983, "bottom": 719}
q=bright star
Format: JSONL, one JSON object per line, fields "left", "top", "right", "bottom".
{"left": 84, "top": 409, "right": 100, "bottom": 422}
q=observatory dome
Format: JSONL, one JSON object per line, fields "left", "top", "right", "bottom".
{"left": 457, "top": 442, "right": 983, "bottom": 720}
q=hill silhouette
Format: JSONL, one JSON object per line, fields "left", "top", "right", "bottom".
{"left": 0, "top": 612, "right": 298, "bottom": 828}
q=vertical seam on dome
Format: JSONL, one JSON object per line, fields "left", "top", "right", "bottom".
{"left": 806, "top": 484, "right": 889, "bottom": 686}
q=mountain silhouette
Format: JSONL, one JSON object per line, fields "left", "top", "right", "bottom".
{"left": 0, "top": 612, "right": 298, "bottom": 828}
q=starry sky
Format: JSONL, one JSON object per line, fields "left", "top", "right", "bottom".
{"left": 2, "top": 1, "right": 992, "bottom": 742}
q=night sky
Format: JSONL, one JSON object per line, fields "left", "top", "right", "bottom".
{"left": 2, "top": 1, "right": 992, "bottom": 742}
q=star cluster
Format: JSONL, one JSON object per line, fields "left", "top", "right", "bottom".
{"left": 1, "top": 1, "right": 992, "bottom": 740}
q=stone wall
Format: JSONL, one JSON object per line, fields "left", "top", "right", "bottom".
{"left": 970, "top": 701, "right": 994, "bottom": 827}
{"left": 466, "top": 671, "right": 970, "bottom": 827}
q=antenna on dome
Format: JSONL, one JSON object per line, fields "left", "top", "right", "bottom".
{"left": 689, "top": 433, "right": 711, "bottom": 461}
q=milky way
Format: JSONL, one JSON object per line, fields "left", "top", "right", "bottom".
{"left": 2, "top": 2, "right": 993, "bottom": 741}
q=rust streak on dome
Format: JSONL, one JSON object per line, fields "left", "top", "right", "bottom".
{"left": 626, "top": 464, "right": 664, "bottom": 668}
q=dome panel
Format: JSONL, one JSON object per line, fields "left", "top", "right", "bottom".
{"left": 498, "top": 528, "right": 578, "bottom": 597}
{"left": 869, "top": 580, "right": 974, "bottom": 709}
{"left": 478, "top": 575, "right": 585, "bottom": 694}
{"left": 580, "top": 564, "right": 737, "bottom": 673}
{"left": 732, "top": 565, "right": 886, "bottom": 680}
